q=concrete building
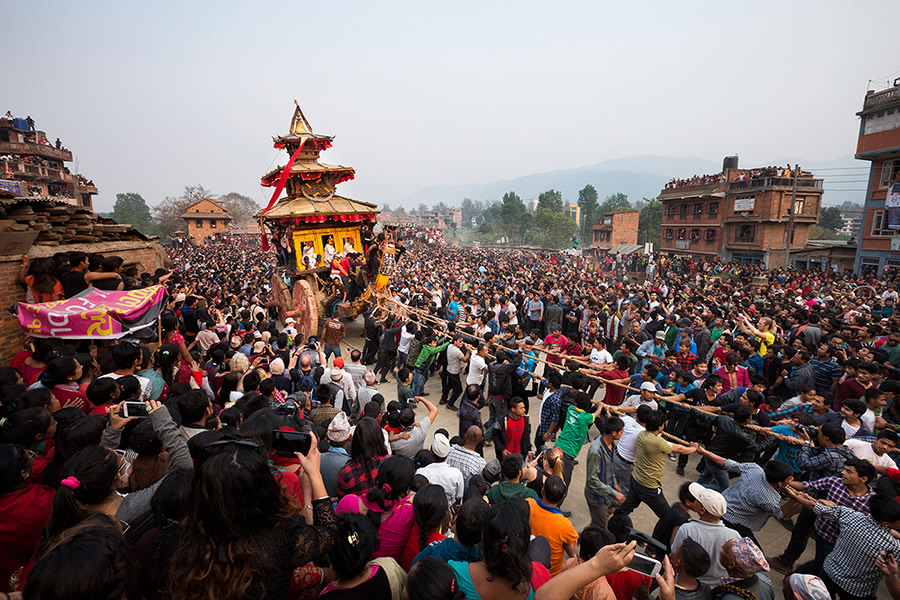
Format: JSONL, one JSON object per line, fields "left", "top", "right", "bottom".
{"left": 853, "top": 82, "right": 900, "bottom": 274}
{"left": 838, "top": 209, "right": 863, "bottom": 238}
{"left": 658, "top": 157, "right": 824, "bottom": 267}
{"left": 182, "top": 198, "right": 233, "bottom": 243}
{"left": 568, "top": 203, "right": 581, "bottom": 224}
{"left": 591, "top": 210, "right": 640, "bottom": 253}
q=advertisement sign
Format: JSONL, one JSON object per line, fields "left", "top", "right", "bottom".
{"left": 0, "top": 179, "right": 21, "bottom": 195}
{"left": 733, "top": 197, "right": 755, "bottom": 211}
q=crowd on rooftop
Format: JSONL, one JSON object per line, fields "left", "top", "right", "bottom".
{"left": 1, "top": 229, "right": 900, "bottom": 600}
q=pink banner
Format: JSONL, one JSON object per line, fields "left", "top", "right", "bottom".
{"left": 17, "top": 285, "right": 168, "bottom": 339}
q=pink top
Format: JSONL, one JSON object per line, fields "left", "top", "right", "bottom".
{"left": 336, "top": 493, "right": 414, "bottom": 561}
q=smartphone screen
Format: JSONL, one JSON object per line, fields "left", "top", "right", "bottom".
{"left": 272, "top": 430, "right": 312, "bottom": 455}
{"left": 627, "top": 553, "right": 661, "bottom": 578}
{"left": 122, "top": 402, "right": 149, "bottom": 418}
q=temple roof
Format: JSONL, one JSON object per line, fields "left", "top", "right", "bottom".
{"left": 260, "top": 194, "right": 378, "bottom": 219}
{"left": 260, "top": 161, "right": 355, "bottom": 186}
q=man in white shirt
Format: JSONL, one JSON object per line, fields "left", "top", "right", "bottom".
{"left": 611, "top": 405, "right": 653, "bottom": 498}
{"left": 417, "top": 432, "right": 464, "bottom": 506}
{"left": 621, "top": 382, "right": 659, "bottom": 413}
{"left": 845, "top": 431, "right": 898, "bottom": 469}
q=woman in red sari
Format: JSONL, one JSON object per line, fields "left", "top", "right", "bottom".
{"left": 0, "top": 444, "right": 55, "bottom": 593}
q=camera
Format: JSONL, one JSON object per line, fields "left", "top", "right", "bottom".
{"left": 626, "top": 529, "right": 667, "bottom": 563}
{"left": 793, "top": 424, "right": 819, "bottom": 438}
{"left": 273, "top": 429, "right": 312, "bottom": 455}
{"left": 273, "top": 397, "right": 298, "bottom": 417}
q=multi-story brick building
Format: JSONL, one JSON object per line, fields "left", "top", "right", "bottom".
{"left": 658, "top": 157, "right": 824, "bottom": 267}
{"left": 853, "top": 82, "right": 900, "bottom": 274}
{"left": 182, "top": 198, "right": 233, "bottom": 243}
{"left": 591, "top": 210, "right": 639, "bottom": 253}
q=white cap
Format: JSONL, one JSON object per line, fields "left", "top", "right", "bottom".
{"left": 285, "top": 317, "right": 296, "bottom": 324}
{"left": 431, "top": 433, "right": 451, "bottom": 458}
{"left": 640, "top": 382, "right": 657, "bottom": 392}
{"left": 689, "top": 483, "right": 728, "bottom": 517}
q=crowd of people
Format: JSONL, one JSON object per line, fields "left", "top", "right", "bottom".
{"left": 664, "top": 174, "right": 726, "bottom": 190}
{"left": 2, "top": 229, "right": 900, "bottom": 600}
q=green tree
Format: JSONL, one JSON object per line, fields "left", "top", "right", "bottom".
{"left": 533, "top": 208, "right": 576, "bottom": 249}
{"left": 537, "top": 189, "right": 564, "bottom": 213}
{"left": 809, "top": 225, "right": 850, "bottom": 241}
{"left": 218, "top": 192, "right": 261, "bottom": 226}
{"left": 637, "top": 201, "right": 663, "bottom": 247}
{"left": 818, "top": 206, "right": 844, "bottom": 231}
{"left": 598, "top": 192, "right": 631, "bottom": 214}
{"left": 112, "top": 193, "right": 154, "bottom": 234}
{"left": 577, "top": 184, "right": 599, "bottom": 243}
{"left": 152, "top": 184, "right": 213, "bottom": 241}
{"left": 500, "top": 192, "right": 531, "bottom": 245}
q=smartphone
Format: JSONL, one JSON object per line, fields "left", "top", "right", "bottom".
{"left": 627, "top": 552, "right": 662, "bottom": 578}
{"left": 122, "top": 402, "right": 149, "bottom": 418}
{"left": 272, "top": 430, "right": 312, "bottom": 455}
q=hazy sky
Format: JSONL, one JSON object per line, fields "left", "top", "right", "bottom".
{"left": 4, "top": 1, "right": 899, "bottom": 212}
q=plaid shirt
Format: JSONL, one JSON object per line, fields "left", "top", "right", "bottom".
{"left": 803, "top": 476, "right": 874, "bottom": 544}
{"left": 537, "top": 390, "right": 563, "bottom": 438}
{"left": 446, "top": 445, "right": 486, "bottom": 481}
{"left": 815, "top": 504, "right": 900, "bottom": 597}
{"left": 722, "top": 459, "right": 783, "bottom": 531}
{"left": 797, "top": 444, "right": 855, "bottom": 480}
{"left": 675, "top": 351, "right": 697, "bottom": 371}
{"left": 336, "top": 455, "right": 386, "bottom": 497}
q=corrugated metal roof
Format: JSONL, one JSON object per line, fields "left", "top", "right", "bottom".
{"left": 261, "top": 194, "right": 379, "bottom": 219}
{"left": 608, "top": 243, "right": 644, "bottom": 255}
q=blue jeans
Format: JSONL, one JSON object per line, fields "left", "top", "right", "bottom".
{"left": 412, "top": 369, "right": 427, "bottom": 396}
{"left": 323, "top": 343, "right": 341, "bottom": 361}
{"left": 697, "top": 461, "right": 731, "bottom": 492}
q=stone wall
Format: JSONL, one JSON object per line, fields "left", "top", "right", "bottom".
{"left": 0, "top": 240, "right": 168, "bottom": 364}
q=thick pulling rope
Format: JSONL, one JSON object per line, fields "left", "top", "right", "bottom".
{"left": 375, "top": 294, "right": 806, "bottom": 446}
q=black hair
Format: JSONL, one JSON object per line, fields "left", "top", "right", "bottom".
{"left": 85, "top": 378, "right": 119, "bottom": 407}
{"left": 0, "top": 406, "right": 52, "bottom": 445}
{"left": 844, "top": 457, "right": 876, "bottom": 484}
{"left": 0, "top": 443, "right": 28, "bottom": 494}
{"left": 607, "top": 510, "right": 633, "bottom": 543}
{"left": 604, "top": 416, "right": 624, "bottom": 435}
{"left": 26, "top": 519, "right": 135, "bottom": 600}
{"left": 678, "top": 481, "right": 696, "bottom": 504}
{"left": 238, "top": 409, "right": 282, "bottom": 452}
{"left": 820, "top": 423, "right": 846, "bottom": 445}
{"left": 329, "top": 512, "right": 379, "bottom": 580}
{"left": 177, "top": 390, "right": 210, "bottom": 424}
{"left": 42, "top": 446, "right": 118, "bottom": 552}
{"left": 642, "top": 410, "right": 666, "bottom": 432}
{"left": 541, "top": 474, "right": 567, "bottom": 504}
{"left": 871, "top": 492, "right": 900, "bottom": 524}
{"left": 482, "top": 498, "right": 532, "bottom": 593}
{"left": 414, "top": 484, "right": 448, "bottom": 552}
{"left": 157, "top": 344, "right": 180, "bottom": 389}
{"left": 578, "top": 525, "right": 615, "bottom": 561}
{"left": 635, "top": 404, "right": 655, "bottom": 424}
{"left": 500, "top": 453, "right": 524, "bottom": 480}
{"left": 763, "top": 460, "right": 794, "bottom": 485}
{"left": 463, "top": 475, "right": 489, "bottom": 503}
{"left": 842, "top": 398, "right": 867, "bottom": 417}
{"left": 111, "top": 342, "right": 141, "bottom": 371}
{"left": 731, "top": 405, "right": 752, "bottom": 424}
{"left": 678, "top": 537, "right": 711, "bottom": 578}
{"left": 39, "top": 356, "right": 80, "bottom": 389}
{"left": 406, "top": 557, "right": 466, "bottom": 600}
{"left": 456, "top": 498, "right": 490, "bottom": 547}
{"left": 365, "top": 455, "right": 414, "bottom": 515}
{"left": 150, "top": 468, "right": 192, "bottom": 525}
{"left": 877, "top": 429, "right": 900, "bottom": 445}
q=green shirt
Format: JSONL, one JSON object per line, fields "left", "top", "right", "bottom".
{"left": 555, "top": 405, "right": 597, "bottom": 458}
{"left": 664, "top": 324, "right": 679, "bottom": 349}
{"left": 486, "top": 481, "right": 539, "bottom": 505}
{"left": 398, "top": 383, "right": 413, "bottom": 406}
{"left": 632, "top": 431, "right": 672, "bottom": 489}
{"left": 414, "top": 341, "right": 451, "bottom": 369}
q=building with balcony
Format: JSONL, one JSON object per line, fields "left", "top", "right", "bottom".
{"left": 838, "top": 208, "right": 863, "bottom": 239}
{"left": 0, "top": 115, "right": 97, "bottom": 209}
{"left": 567, "top": 203, "right": 581, "bottom": 224}
{"left": 591, "top": 210, "right": 639, "bottom": 254}
{"left": 658, "top": 157, "right": 824, "bottom": 267}
{"left": 853, "top": 81, "right": 900, "bottom": 274}
{"left": 182, "top": 198, "right": 233, "bottom": 243}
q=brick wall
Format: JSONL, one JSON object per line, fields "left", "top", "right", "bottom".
{"left": 611, "top": 211, "right": 640, "bottom": 247}
{"left": 0, "top": 240, "right": 167, "bottom": 365}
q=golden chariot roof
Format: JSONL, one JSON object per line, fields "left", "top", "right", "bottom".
{"left": 260, "top": 195, "right": 378, "bottom": 222}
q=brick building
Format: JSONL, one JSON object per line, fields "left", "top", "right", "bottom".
{"left": 182, "top": 198, "right": 233, "bottom": 243}
{"left": 659, "top": 157, "right": 824, "bottom": 267}
{"left": 591, "top": 210, "right": 639, "bottom": 253}
{"left": 853, "top": 82, "right": 900, "bottom": 274}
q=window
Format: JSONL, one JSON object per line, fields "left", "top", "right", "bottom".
{"left": 871, "top": 209, "right": 895, "bottom": 237}
{"left": 881, "top": 160, "right": 899, "bottom": 189}
{"left": 666, "top": 205, "right": 676, "bottom": 217}
{"left": 210, "top": 219, "right": 217, "bottom": 229}
{"left": 736, "top": 224, "right": 755, "bottom": 242}
{"left": 705, "top": 229, "right": 716, "bottom": 241}
{"left": 679, "top": 204, "right": 689, "bottom": 217}
{"left": 665, "top": 229, "right": 673, "bottom": 240}
{"left": 195, "top": 219, "right": 203, "bottom": 228}
{"left": 709, "top": 202, "right": 719, "bottom": 216}
{"left": 694, "top": 203, "right": 703, "bottom": 216}
{"left": 793, "top": 197, "right": 805, "bottom": 215}
{"left": 677, "top": 228, "right": 686, "bottom": 240}
{"left": 690, "top": 228, "right": 700, "bottom": 241}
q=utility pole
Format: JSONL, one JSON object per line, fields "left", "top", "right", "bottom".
{"left": 784, "top": 165, "right": 799, "bottom": 269}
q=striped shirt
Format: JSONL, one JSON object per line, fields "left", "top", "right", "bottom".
{"left": 803, "top": 476, "right": 874, "bottom": 544}
{"left": 809, "top": 356, "right": 842, "bottom": 395}
{"left": 721, "top": 459, "right": 783, "bottom": 531}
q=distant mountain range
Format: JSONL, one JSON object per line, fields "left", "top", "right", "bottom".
{"left": 395, "top": 154, "right": 865, "bottom": 209}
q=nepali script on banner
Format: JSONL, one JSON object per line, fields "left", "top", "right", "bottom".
{"left": 17, "top": 285, "right": 168, "bottom": 339}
